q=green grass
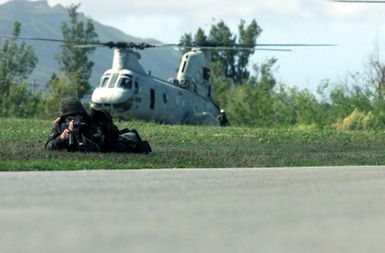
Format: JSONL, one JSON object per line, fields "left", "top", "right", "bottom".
{"left": 2, "top": 117, "right": 385, "bottom": 170}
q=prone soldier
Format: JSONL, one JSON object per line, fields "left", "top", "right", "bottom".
{"left": 45, "top": 97, "right": 151, "bottom": 154}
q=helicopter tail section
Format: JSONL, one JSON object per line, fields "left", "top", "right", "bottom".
{"left": 176, "top": 49, "right": 212, "bottom": 98}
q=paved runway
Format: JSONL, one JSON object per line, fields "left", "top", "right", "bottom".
{"left": 1, "top": 166, "right": 385, "bottom": 253}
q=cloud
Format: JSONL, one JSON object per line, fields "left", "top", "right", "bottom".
{"left": 42, "top": 0, "right": 380, "bottom": 30}
{"left": 0, "top": 0, "right": 381, "bottom": 44}
{"left": 50, "top": 0, "right": 305, "bottom": 19}
{"left": 0, "top": 0, "right": 379, "bottom": 21}
{"left": 0, "top": 0, "right": 374, "bottom": 28}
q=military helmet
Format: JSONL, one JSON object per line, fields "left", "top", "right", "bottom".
{"left": 60, "top": 97, "right": 86, "bottom": 116}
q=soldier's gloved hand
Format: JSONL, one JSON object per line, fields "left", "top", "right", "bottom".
{"left": 68, "top": 120, "right": 75, "bottom": 131}
{"left": 60, "top": 128, "right": 70, "bottom": 141}
{"left": 59, "top": 120, "right": 75, "bottom": 141}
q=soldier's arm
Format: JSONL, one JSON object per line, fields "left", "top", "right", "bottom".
{"left": 45, "top": 125, "right": 68, "bottom": 151}
{"left": 45, "top": 137, "right": 68, "bottom": 150}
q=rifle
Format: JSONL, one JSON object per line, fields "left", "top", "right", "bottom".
{"left": 60, "top": 117, "right": 88, "bottom": 151}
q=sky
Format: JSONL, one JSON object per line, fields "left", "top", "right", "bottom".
{"left": 5, "top": 0, "right": 385, "bottom": 93}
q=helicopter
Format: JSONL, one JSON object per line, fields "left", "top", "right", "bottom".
{"left": 86, "top": 41, "right": 336, "bottom": 126}
{"left": 90, "top": 42, "right": 224, "bottom": 126}
{"left": 88, "top": 42, "right": 293, "bottom": 126}
{"left": 0, "top": 36, "right": 335, "bottom": 126}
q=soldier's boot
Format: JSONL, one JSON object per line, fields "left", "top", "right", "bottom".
{"left": 135, "top": 140, "right": 152, "bottom": 154}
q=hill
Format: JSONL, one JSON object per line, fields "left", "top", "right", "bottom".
{"left": 0, "top": 0, "right": 181, "bottom": 91}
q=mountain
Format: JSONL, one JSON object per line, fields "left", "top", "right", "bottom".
{"left": 0, "top": 0, "right": 181, "bottom": 91}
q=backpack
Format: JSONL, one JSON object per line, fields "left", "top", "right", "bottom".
{"left": 90, "top": 109, "right": 151, "bottom": 154}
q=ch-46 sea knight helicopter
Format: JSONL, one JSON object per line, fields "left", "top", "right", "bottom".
{"left": 88, "top": 41, "right": 294, "bottom": 126}
{"left": 90, "top": 41, "right": 229, "bottom": 126}
{"left": 82, "top": 40, "right": 336, "bottom": 126}
{"left": 0, "top": 35, "right": 335, "bottom": 126}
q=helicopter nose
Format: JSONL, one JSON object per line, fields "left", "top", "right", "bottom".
{"left": 91, "top": 97, "right": 133, "bottom": 113}
{"left": 91, "top": 87, "right": 133, "bottom": 112}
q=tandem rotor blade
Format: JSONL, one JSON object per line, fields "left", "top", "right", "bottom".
{"left": 0, "top": 35, "right": 102, "bottom": 48}
{"left": 0, "top": 35, "right": 71, "bottom": 43}
{"left": 329, "top": 0, "right": 385, "bottom": 2}
{"left": 178, "top": 42, "right": 337, "bottom": 48}
{"left": 0, "top": 36, "right": 156, "bottom": 50}
{"left": 253, "top": 43, "right": 337, "bottom": 47}
{"left": 0, "top": 35, "right": 336, "bottom": 52}
{"left": 178, "top": 45, "right": 292, "bottom": 51}
{"left": 176, "top": 42, "right": 336, "bottom": 52}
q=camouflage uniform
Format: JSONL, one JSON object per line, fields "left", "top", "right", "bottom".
{"left": 45, "top": 98, "right": 151, "bottom": 153}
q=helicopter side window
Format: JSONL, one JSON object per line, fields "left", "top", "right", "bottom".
{"left": 203, "top": 67, "right": 210, "bottom": 80}
{"left": 150, "top": 89, "right": 155, "bottom": 110}
{"left": 134, "top": 81, "right": 139, "bottom": 94}
{"left": 181, "top": 60, "right": 187, "bottom": 73}
{"left": 118, "top": 76, "right": 132, "bottom": 89}
{"left": 108, "top": 73, "right": 119, "bottom": 88}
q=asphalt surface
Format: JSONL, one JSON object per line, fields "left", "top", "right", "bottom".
{"left": 1, "top": 166, "right": 385, "bottom": 253}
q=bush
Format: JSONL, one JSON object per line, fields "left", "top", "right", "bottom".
{"left": 334, "top": 109, "right": 385, "bottom": 130}
{"left": 0, "top": 82, "right": 45, "bottom": 118}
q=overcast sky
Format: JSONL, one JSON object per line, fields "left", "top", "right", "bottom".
{"left": 5, "top": 0, "right": 385, "bottom": 92}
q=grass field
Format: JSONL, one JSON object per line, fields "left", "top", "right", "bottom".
{"left": 2, "top": 117, "right": 385, "bottom": 170}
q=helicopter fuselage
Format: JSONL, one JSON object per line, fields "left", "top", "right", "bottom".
{"left": 91, "top": 68, "right": 220, "bottom": 125}
{"left": 90, "top": 48, "right": 221, "bottom": 126}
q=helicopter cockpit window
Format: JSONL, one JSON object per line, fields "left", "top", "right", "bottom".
{"left": 203, "top": 67, "right": 210, "bottom": 80}
{"left": 118, "top": 76, "right": 133, "bottom": 89}
{"left": 100, "top": 76, "right": 110, "bottom": 87}
{"left": 108, "top": 73, "right": 119, "bottom": 88}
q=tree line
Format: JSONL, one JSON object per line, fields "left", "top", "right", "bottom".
{"left": 1, "top": 7, "right": 385, "bottom": 130}
{"left": 0, "top": 4, "right": 96, "bottom": 119}
{"left": 181, "top": 20, "right": 385, "bottom": 130}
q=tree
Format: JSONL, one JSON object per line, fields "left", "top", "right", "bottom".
{"left": 179, "top": 32, "right": 193, "bottom": 55}
{"left": 179, "top": 28, "right": 209, "bottom": 54}
{"left": 0, "top": 21, "right": 39, "bottom": 117}
{"left": 225, "top": 58, "right": 278, "bottom": 127}
{"left": 45, "top": 73, "right": 77, "bottom": 118}
{"left": 0, "top": 21, "right": 37, "bottom": 98}
{"left": 236, "top": 19, "right": 262, "bottom": 83}
{"left": 194, "top": 28, "right": 208, "bottom": 45}
{"left": 367, "top": 47, "right": 385, "bottom": 101}
{"left": 56, "top": 3, "right": 98, "bottom": 99}
{"left": 208, "top": 21, "right": 237, "bottom": 80}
